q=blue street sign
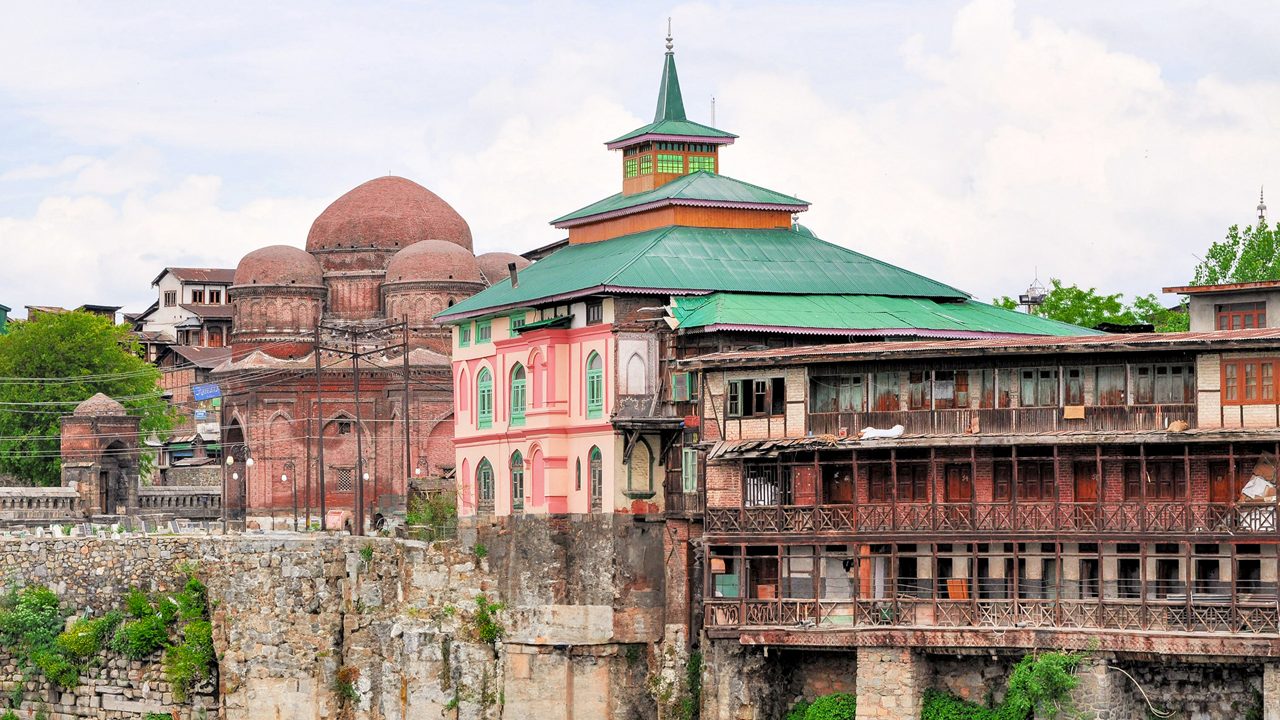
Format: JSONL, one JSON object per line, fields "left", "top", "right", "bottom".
{"left": 194, "top": 410, "right": 207, "bottom": 421}
{"left": 192, "top": 383, "right": 222, "bottom": 401}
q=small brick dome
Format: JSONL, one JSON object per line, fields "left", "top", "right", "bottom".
{"left": 73, "top": 393, "right": 126, "bottom": 416}
{"left": 385, "top": 240, "right": 485, "bottom": 285}
{"left": 233, "top": 245, "right": 324, "bottom": 287}
{"left": 306, "top": 176, "right": 473, "bottom": 254}
{"left": 475, "top": 252, "right": 532, "bottom": 286}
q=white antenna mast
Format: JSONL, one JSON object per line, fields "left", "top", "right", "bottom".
{"left": 711, "top": 96, "right": 716, "bottom": 126}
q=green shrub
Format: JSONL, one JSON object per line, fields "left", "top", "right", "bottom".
{"left": 176, "top": 575, "right": 207, "bottom": 622}
{"left": 803, "top": 692, "right": 856, "bottom": 720}
{"left": 123, "top": 588, "right": 153, "bottom": 619}
{"left": 112, "top": 614, "right": 169, "bottom": 659}
{"left": 0, "top": 585, "right": 64, "bottom": 651}
{"left": 56, "top": 615, "right": 113, "bottom": 660}
{"left": 921, "top": 689, "right": 999, "bottom": 720}
{"left": 31, "top": 647, "right": 79, "bottom": 689}
{"left": 785, "top": 700, "right": 811, "bottom": 720}
{"left": 1, "top": 710, "right": 18, "bottom": 720}
{"left": 921, "top": 651, "right": 1084, "bottom": 720}
{"left": 407, "top": 491, "right": 457, "bottom": 528}
{"left": 473, "top": 594, "right": 503, "bottom": 644}
{"left": 333, "top": 665, "right": 360, "bottom": 704}
{"left": 473, "top": 543, "right": 488, "bottom": 559}
{"left": 155, "top": 594, "right": 180, "bottom": 626}
{"left": 163, "top": 620, "right": 215, "bottom": 701}
{"left": 359, "top": 545, "right": 374, "bottom": 564}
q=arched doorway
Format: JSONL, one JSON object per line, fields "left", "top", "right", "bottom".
{"left": 99, "top": 440, "right": 130, "bottom": 515}
{"left": 224, "top": 421, "right": 247, "bottom": 522}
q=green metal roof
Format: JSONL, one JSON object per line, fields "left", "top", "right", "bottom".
{"left": 606, "top": 47, "right": 736, "bottom": 146}
{"left": 551, "top": 172, "right": 808, "bottom": 226}
{"left": 437, "top": 225, "right": 970, "bottom": 321}
{"left": 670, "top": 293, "right": 1099, "bottom": 337}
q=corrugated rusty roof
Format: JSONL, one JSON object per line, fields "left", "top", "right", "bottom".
{"left": 683, "top": 328, "right": 1280, "bottom": 369}
{"left": 152, "top": 267, "right": 236, "bottom": 286}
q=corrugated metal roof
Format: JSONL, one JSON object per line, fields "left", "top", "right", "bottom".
{"left": 551, "top": 172, "right": 807, "bottom": 226}
{"left": 436, "top": 225, "right": 970, "bottom": 321}
{"left": 682, "top": 327, "right": 1280, "bottom": 368}
{"left": 606, "top": 119, "right": 738, "bottom": 147}
{"left": 671, "top": 293, "right": 1094, "bottom": 337}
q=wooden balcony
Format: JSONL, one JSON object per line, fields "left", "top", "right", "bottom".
{"left": 807, "top": 404, "right": 1197, "bottom": 437}
{"left": 705, "top": 501, "right": 1278, "bottom": 538}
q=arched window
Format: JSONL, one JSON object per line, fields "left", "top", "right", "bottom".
{"left": 586, "top": 351, "right": 603, "bottom": 419}
{"left": 589, "top": 446, "right": 603, "bottom": 512}
{"left": 477, "top": 458, "right": 494, "bottom": 511}
{"left": 628, "top": 439, "right": 654, "bottom": 494}
{"left": 511, "top": 451, "right": 525, "bottom": 511}
{"left": 510, "top": 364, "right": 527, "bottom": 426}
{"left": 575, "top": 458, "right": 582, "bottom": 492}
{"left": 477, "top": 368, "right": 493, "bottom": 429}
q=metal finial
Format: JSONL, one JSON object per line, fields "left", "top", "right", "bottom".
{"left": 666, "top": 17, "right": 673, "bottom": 52}
{"left": 1259, "top": 186, "right": 1267, "bottom": 222}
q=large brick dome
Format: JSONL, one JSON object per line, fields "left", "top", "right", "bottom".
{"left": 233, "top": 245, "right": 325, "bottom": 287}
{"left": 475, "top": 252, "right": 532, "bottom": 287}
{"left": 73, "top": 393, "right": 126, "bottom": 417}
{"left": 385, "top": 240, "right": 485, "bottom": 285}
{"left": 306, "top": 176, "right": 473, "bottom": 255}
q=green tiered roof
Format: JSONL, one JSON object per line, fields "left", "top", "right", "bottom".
{"left": 606, "top": 41, "right": 736, "bottom": 147}
{"left": 669, "top": 293, "right": 1095, "bottom": 337}
{"left": 442, "top": 225, "right": 971, "bottom": 319}
{"left": 552, "top": 172, "right": 807, "bottom": 226}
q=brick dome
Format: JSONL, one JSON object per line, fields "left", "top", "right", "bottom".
{"left": 385, "top": 240, "right": 485, "bottom": 285}
{"left": 233, "top": 245, "right": 324, "bottom": 287}
{"left": 73, "top": 393, "right": 126, "bottom": 416}
{"left": 475, "top": 252, "right": 532, "bottom": 286}
{"left": 306, "top": 176, "right": 473, "bottom": 254}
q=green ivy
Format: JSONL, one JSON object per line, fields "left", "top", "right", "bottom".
{"left": 472, "top": 594, "right": 504, "bottom": 644}
{"left": 921, "top": 652, "right": 1084, "bottom": 720}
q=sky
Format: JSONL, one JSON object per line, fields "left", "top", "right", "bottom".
{"left": 1, "top": 0, "right": 1277, "bottom": 316}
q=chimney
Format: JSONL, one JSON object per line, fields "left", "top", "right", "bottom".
{"left": 508, "top": 262, "right": 519, "bottom": 288}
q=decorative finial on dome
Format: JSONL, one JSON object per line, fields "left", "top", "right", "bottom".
{"left": 1259, "top": 186, "right": 1267, "bottom": 222}
{"left": 666, "top": 17, "right": 673, "bottom": 53}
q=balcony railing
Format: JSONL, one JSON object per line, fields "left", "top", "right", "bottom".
{"left": 706, "top": 501, "right": 1277, "bottom": 536}
{"left": 136, "top": 487, "right": 222, "bottom": 519}
{"left": 807, "top": 404, "right": 1196, "bottom": 437}
{"left": 705, "top": 596, "right": 1280, "bottom": 635}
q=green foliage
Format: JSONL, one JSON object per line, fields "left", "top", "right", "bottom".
{"left": 802, "top": 692, "right": 856, "bottom": 720}
{"left": 994, "top": 279, "right": 1188, "bottom": 333}
{"left": 921, "top": 652, "right": 1083, "bottom": 720}
{"left": 359, "top": 545, "right": 374, "bottom": 564}
{"left": 163, "top": 620, "right": 214, "bottom": 701}
{"left": 124, "top": 588, "right": 153, "bottom": 619}
{"left": 677, "top": 651, "right": 702, "bottom": 720}
{"left": 1193, "top": 219, "right": 1280, "bottom": 285}
{"left": 31, "top": 647, "right": 78, "bottom": 689}
{"left": 333, "top": 665, "right": 361, "bottom": 704}
{"left": 785, "top": 699, "right": 812, "bottom": 720}
{"left": 55, "top": 612, "right": 121, "bottom": 660}
{"left": 112, "top": 614, "right": 169, "bottom": 659}
{"left": 176, "top": 575, "right": 208, "bottom": 622}
{"left": 472, "top": 543, "right": 488, "bottom": 559}
{"left": 1, "top": 710, "right": 17, "bottom": 720}
{"left": 144, "top": 714, "right": 173, "bottom": 720}
{"left": 0, "top": 585, "right": 64, "bottom": 652}
{"left": 0, "top": 311, "right": 176, "bottom": 486}
{"left": 472, "top": 594, "right": 504, "bottom": 644}
{"left": 406, "top": 491, "right": 457, "bottom": 527}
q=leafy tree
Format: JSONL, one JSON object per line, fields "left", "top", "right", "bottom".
{"left": 993, "top": 280, "right": 1188, "bottom": 332}
{"left": 1192, "top": 219, "right": 1280, "bottom": 285}
{"left": 0, "top": 312, "right": 174, "bottom": 486}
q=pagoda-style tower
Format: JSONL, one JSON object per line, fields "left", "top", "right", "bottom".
{"left": 608, "top": 30, "right": 738, "bottom": 196}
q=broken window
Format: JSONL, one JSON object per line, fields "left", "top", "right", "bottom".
{"left": 727, "top": 377, "right": 785, "bottom": 417}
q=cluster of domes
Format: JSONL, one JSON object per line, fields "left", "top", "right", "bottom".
{"left": 229, "top": 176, "right": 529, "bottom": 355}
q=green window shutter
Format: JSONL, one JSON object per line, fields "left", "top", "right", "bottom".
{"left": 672, "top": 371, "right": 690, "bottom": 402}
{"left": 475, "top": 319, "right": 492, "bottom": 343}
{"left": 682, "top": 448, "right": 698, "bottom": 493}
{"left": 510, "top": 365, "right": 526, "bottom": 427}
{"left": 509, "top": 314, "right": 525, "bottom": 338}
{"left": 688, "top": 156, "right": 716, "bottom": 173}
{"left": 586, "top": 352, "right": 604, "bottom": 419}
{"left": 657, "top": 153, "right": 684, "bottom": 174}
{"left": 477, "top": 369, "right": 493, "bottom": 429}
{"left": 511, "top": 451, "right": 524, "bottom": 511}
{"left": 459, "top": 324, "right": 471, "bottom": 347}
{"left": 478, "top": 460, "right": 494, "bottom": 501}
{"left": 727, "top": 380, "right": 743, "bottom": 417}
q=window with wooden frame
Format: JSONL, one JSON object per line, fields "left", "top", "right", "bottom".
{"left": 682, "top": 447, "right": 698, "bottom": 493}
{"left": 1016, "top": 460, "right": 1056, "bottom": 500}
{"left": 908, "top": 371, "right": 931, "bottom": 410}
{"left": 208, "top": 289, "right": 222, "bottom": 304}
{"left": 744, "top": 463, "right": 780, "bottom": 506}
{"left": 509, "top": 364, "right": 526, "bottom": 426}
{"left": 586, "top": 352, "right": 604, "bottom": 418}
{"left": 934, "top": 370, "right": 968, "bottom": 409}
{"left": 477, "top": 459, "right": 494, "bottom": 505}
{"left": 809, "top": 373, "right": 865, "bottom": 413}
{"left": 726, "top": 377, "right": 786, "bottom": 417}
{"left": 871, "top": 372, "right": 900, "bottom": 411}
{"left": 476, "top": 368, "right": 493, "bottom": 429}
{"left": 458, "top": 324, "right": 471, "bottom": 347}
{"left": 1222, "top": 358, "right": 1276, "bottom": 405}
{"left": 1019, "top": 368, "right": 1059, "bottom": 407}
{"left": 1217, "top": 301, "right": 1266, "bottom": 330}
{"left": 586, "top": 300, "right": 603, "bottom": 325}
{"left": 977, "top": 368, "right": 1006, "bottom": 409}
{"left": 688, "top": 155, "right": 716, "bottom": 173}
{"left": 190, "top": 289, "right": 205, "bottom": 303}
{"left": 589, "top": 446, "right": 603, "bottom": 511}
{"left": 896, "top": 464, "right": 929, "bottom": 502}
{"left": 1133, "top": 364, "right": 1195, "bottom": 404}
{"left": 1124, "top": 459, "right": 1186, "bottom": 500}
{"left": 993, "top": 462, "right": 1012, "bottom": 501}
{"left": 656, "top": 153, "right": 684, "bottom": 174}
{"left": 475, "top": 319, "right": 492, "bottom": 344}
{"left": 624, "top": 158, "right": 639, "bottom": 178}
{"left": 1095, "top": 366, "right": 1126, "bottom": 405}
{"left": 163, "top": 290, "right": 177, "bottom": 307}
{"left": 510, "top": 451, "right": 524, "bottom": 511}
{"left": 671, "top": 371, "right": 693, "bottom": 402}
{"left": 1064, "top": 368, "right": 1085, "bottom": 406}
{"left": 638, "top": 155, "right": 652, "bottom": 175}
{"left": 866, "top": 464, "right": 892, "bottom": 502}
{"left": 509, "top": 313, "right": 525, "bottom": 337}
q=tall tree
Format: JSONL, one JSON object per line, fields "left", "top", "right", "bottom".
{"left": 0, "top": 312, "right": 175, "bottom": 486}
{"left": 1192, "top": 219, "right": 1280, "bottom": 285}
{"left": 993, "top": 280, "right": 1188, "bottom": 332}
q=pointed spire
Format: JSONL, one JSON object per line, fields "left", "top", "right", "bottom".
{"left": 1259, "top": 186, "right": 1267, "bottom": 222}
{"left": 654, "top": 18, "right": 687, "bottom": 123}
